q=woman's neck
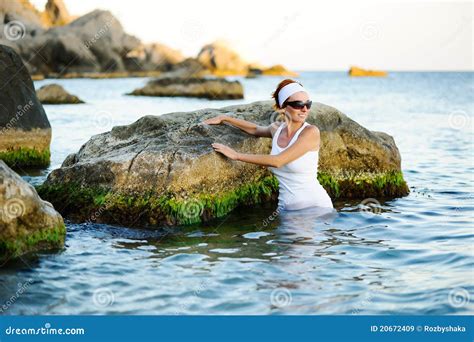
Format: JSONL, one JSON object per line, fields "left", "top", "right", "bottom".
{"left": 285, "top": 120, "right": 304, "bottom": 137}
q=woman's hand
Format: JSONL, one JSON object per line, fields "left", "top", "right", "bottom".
{"left": 202, "top": 115, "right": 228, "bottom": 125}
{"left": 211, "top": 143, "right": 240, "bottom": 160}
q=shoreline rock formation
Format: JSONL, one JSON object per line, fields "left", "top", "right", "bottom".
{"left": 36, "top": 84, "right": 85, "bottom": 104}
{"left": 349, "top": 66, "right": 387, "bottom": 77}
{"left": 0, "top": 161, "right": 65, "bottom": 264}
{"left": 128, "top": 77, "right": 244, "bottom": 100}
{"left": 0, "top": 44, "right": 52, "bottom": 168}
{"left": 37, "top": 101, "right": 409, "bottom": 228}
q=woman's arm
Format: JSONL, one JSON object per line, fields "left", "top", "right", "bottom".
{"left": 203, "top": 114, "right": 276, "bottom": 138}
{"left": 212, "top": 125, "right": 320, "bottom": 167}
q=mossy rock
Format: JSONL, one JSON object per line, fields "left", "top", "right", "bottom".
{"left": 38, "top": 101, "right": 409, "bottom": 227}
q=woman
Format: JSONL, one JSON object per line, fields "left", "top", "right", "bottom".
{"left": 203, "top": 79, "right": 333, "bottom": 211}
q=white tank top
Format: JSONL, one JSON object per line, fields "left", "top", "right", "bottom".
{"left": 269, "top": 122, "right": 333, "bottom": 210}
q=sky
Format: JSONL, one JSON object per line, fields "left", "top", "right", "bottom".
{"left": 31, "top": 0, "right": 473, "bottom": 71}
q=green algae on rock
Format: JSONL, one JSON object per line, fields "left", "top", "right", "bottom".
{"left": 0, "top": 161, "right": 65, "bottom": 263}
{"left": 0, "top": 44, "right": 52, "bottom": 168}
{"left": 38, "top": 101, "right": 409, "bottom": 227}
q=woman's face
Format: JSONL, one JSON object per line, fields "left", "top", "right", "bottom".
{"left": 283, "top": 91, "right": 310, "bottom": 123}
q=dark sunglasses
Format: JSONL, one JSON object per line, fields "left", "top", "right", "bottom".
{"left": 286, "top": 100, "right": 312, "bottom": 110}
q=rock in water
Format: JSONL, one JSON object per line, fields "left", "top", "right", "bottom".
{"left": 0, "top": 44, "right": 52, "bottom": 168}
{"left": 37, "top": 84, "right": 85, "bottom": 104}
{"left": 0, "top": 161, "right": 65, "bottom": 263}
{"left": 128, "top": 77, "right": 244, "bottom": 100}
{"left": 38, "top": 101, "right": 409, "bottom": 228}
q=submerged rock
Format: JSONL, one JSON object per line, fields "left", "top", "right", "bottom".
{"left": 38, "top": 101, "right": 409, "bottom": 228}
{"left": 0, "top": 161, "right": 65, "bottom": 263}
{"left": 0, "top": 44, "right": 52, "bottom": 168}
{"left": 36, "top": 84, "right": 84, "bottom": 104}
{"left": 128, "top": 77, "right": 244, "bottom": 100}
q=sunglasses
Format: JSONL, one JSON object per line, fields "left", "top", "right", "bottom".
{"left": 286, "top": 100, "right": 312, "bottom": 110}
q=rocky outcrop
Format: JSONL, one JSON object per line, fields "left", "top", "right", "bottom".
{"left": 1, "top": 8, "right": 141, "bottom": 75}
{"left": 0, "top": 161, "right": 65, "bottom": 263}
{"left": 125, "top": 43, "right": 185, "bottom": 72}
{"left": 0, "top": 44, "right": 52, "bottom": 168}
{"left": 37, "top": 101, "right": 409, "bottom": 228}
{"left": 36, "top": 84, "right": 84, "bottom": 104}
{"left": 128, "top": 77, "right": 244, "bottom": 100}
{"left": 197, "top": 41, "right": 296, "bottom": 76}
{"left": 349, "top": 66, "right": 387, "bottom": 77}
{"left": 43, "top": 0, "right": 71, "bottom": 26}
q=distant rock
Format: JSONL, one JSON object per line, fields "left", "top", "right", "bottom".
{"left": 0, "top": 161, "right": 65, "bottom": 263}
{"left": 125, "top": 43, "right": 185, "bottom": 71}
{"left": 197, "top": 41, "right": 249, "bottom": 75}
{"left": 197, "top": 41, "right": 296, "bottom": 76}
{"left": 0, "top": 44, "right": 52, "bottom": 168}
{"left": 38, "top": 101, "right": 408, "bottom": 228}
{"left": 36, "top": 84, "right": 84, "bottom": 104}
{"left": 128, "top": 77, "right": 244, "bottom": 100}
{"left": 43, "top": 0, "right": 72, "bottom": 26}
{"left": 349, "top": 66, "right": 387, "bottom": 77}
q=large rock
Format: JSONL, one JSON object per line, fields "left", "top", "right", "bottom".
{"left": 43, "top": 0, "right": 72, "bottom": 27}
{"left": 1, "top": 9, "right": 141, "bottom": 75}
{"left": 36, "top": 83, "right": 84, "bottom": 104}
{"left": 125, "top": 43, "right": 185, "bottom": 72}
{"left": 197, "top": 41, "right": 296, "bottom": 76}
{"left": 128, "top": 77, "right": 244, "bottom": 100}
{"left": 0, "top": 161, "right": 65, "bottom": 263}
{"left": 0, "top": 44, "right": 52, "bottom": 168}
{"left": 37, "top": 101, "right": 409, "bottom": 228}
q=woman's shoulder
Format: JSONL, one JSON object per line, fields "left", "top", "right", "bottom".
{"left": 302, "top": 123, "right": 320, "bottom": 136}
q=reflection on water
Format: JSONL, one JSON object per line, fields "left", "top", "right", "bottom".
{"left": 0, "top": 72, "right": 473, "bottom": 315}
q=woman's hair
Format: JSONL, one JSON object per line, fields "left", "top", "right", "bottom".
{"left": 271, "top": 79, "right": 302, "bottom": 110}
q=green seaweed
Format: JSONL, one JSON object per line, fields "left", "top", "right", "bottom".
{"left": 0, "top": 223, "right": 66, "bottom": 262}
{"left": 36, "top": 170, "right": 408, "bottom": 227}
{"left": 0, "top": 147, "right": 50, "bottom": 168}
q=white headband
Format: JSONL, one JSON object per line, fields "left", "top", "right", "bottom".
{"left": 277, "top": 82, "right": 308, "bottom": 107}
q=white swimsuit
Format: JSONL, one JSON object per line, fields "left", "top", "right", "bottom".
{"left": 269, "top": 122, "right": 333, "bottom": 211}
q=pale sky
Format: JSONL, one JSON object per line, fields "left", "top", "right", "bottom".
{"left": 31, "top": 0, "right": 473, "bottom": 71}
